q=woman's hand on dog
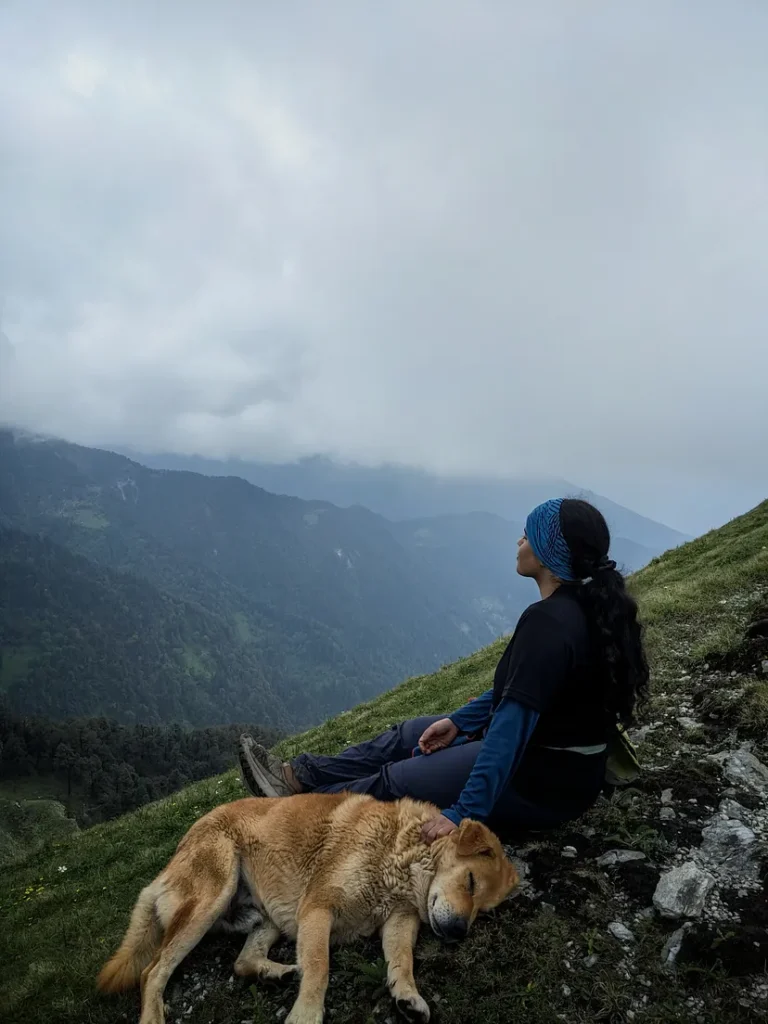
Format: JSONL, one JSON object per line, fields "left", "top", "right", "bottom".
{"left": 417, "top": 718, "right": 459, "bottom": 754}
{"left": 421, "top": 814, "right": 459, "bottom": 843}
{"left": 416, "top": 721, "right": 462, "bottom": 841}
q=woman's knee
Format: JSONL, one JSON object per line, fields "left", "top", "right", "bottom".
{"left": 384, "top": 742, "right": 480, "bottom": 807}
{"left": 394, "top": 715, "right": 444, "bottom": 752}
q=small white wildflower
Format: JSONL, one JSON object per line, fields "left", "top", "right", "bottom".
{"left": 58, "top": 865, "right": 67, "bottom": 873}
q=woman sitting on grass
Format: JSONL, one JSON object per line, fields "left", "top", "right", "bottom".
{"left": 239, "top": 498, "right": 649, "bottom": 844}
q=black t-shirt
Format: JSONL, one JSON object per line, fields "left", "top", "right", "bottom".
{"left": 491, "top": 585, "right": 613, "bottom": 750}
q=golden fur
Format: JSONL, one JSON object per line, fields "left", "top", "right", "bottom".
{"left": 97, "top": 792, "right": 518, "bottom": 1024}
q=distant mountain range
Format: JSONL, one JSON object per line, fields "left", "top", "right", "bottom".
{"left": 127, "top": 450, "right": 691, "bottom": 564}
{"left": 0, "top": 432, "right": 518, "bottom": 729}
{"left": 0, "top": 431, "right": 688, "bottom": 731}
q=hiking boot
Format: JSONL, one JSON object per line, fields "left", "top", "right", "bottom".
{"left": 238, "top": 734, "right": 298, "bottom": 798}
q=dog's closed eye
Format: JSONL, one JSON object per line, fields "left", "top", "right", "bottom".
{"left": 468, "top": 871, "right": 475, "bottom": 896}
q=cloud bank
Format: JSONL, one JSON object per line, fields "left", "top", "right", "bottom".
{"left": 1, "top": 1, "right": 766, "bottom": 520}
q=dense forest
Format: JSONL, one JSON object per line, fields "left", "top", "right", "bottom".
{"left": 0, "top": 703, "right": 281, "bottom": 826}
{"left": 0, "top": 527, "right": 298, "bottom": 727}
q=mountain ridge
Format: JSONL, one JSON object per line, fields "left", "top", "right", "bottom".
{"left": 124, "top": 447, "right": 691, "bottom": 549}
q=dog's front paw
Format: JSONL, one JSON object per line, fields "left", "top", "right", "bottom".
{"left": 285, "top": 1004, "right": 324, "bottom": 1024}
{"left": 396, "top": 992, "right": 430, "bottom": 1023}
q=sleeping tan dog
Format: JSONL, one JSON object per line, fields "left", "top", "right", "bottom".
{"left": 97, "top": 791, "right": 518, "bottom": 1024}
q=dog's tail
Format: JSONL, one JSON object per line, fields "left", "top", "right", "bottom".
{"left": 97, "top": 882, "right": 163, "bottom": 993}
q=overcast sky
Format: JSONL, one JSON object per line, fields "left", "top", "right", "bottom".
{"left": 1, "top": 1, "right": 767, "bottom": 534}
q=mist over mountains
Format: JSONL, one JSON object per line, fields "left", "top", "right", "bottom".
{"left": 130, "top": 449, "right": 690, "bottom": 562}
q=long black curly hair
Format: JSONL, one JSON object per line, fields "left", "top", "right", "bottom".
{"left": 559, "top": 498, "right": 650, "bottom": 726}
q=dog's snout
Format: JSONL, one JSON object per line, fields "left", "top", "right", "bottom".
{"left": 439, "top": 918, "right": 468, "bottom": 942}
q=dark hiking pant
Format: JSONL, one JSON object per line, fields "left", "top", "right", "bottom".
{"left": 290, "top": 715, "right": 573, "bottom": 839}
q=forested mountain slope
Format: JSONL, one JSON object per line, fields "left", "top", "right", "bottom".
{"left": 0, "top": 430, "right": 532, "bottom": 727}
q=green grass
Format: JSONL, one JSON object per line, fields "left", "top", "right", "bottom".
{"left": 1, "top": 500, "right": 767, "bottom": 1024}
{"left": 0, "top": 773, "right": 245, "bottom": 1021}
{"left": 629, "top": 500, "right": 768, "bottom": 666}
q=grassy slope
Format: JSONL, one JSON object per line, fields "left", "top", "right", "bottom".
{"left": 1, "top": 502, "right": 767, "bottom": 1024}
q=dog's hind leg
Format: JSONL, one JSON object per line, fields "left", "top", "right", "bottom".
{"left": 381, "top": 910, "right": 430, "bottom": 1024}
{"left": 234, "top": 919, "right": 297, "bottom": 981}
{"left": 286, "top": 904, "right": 333, "bottom": 1024}
{"left": 139, "top": 846, "right": 238, "bottom": 1024}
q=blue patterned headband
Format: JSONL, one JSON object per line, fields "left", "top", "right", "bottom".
{"left": 524, "top": 498, "right": 578, "bottom": 582}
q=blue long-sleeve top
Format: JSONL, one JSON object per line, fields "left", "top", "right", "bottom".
{"left": 449, "top": 687, "right": 495, "bottom": 734}
{"left": 439, "top": 689, "right": 539, "bottom": 826}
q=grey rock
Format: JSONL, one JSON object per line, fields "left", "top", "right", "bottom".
{"left": 561, "top": 845, "right": 578, "bottom": 859}
{"left": 700, "top": 819, "right": 758, "bottom": 879}
{"left": 719, "top": 798, "right": 748, "bottom": 820}
{"left": 608, "top": 921, "right": 636, "bottom": 943}
{"left": 653, "top": 861, "right": 715, "bottom": 919}
{"left": 710, "top": 747, "right": 768, "bottom": 796}
{"left": 596, "top": 849, "right": 647, "bottom": 868}
{"left": 660, "top": 806, "right": 677, "bottom": 820}
{"left": 661, "top": 788, "right": 674, "bottom": 806}
{"left": 629, "top": 722, "right": 663, "bottom": 743}
{"left": 661, "top": 924, "right": 689, "bottom": 968}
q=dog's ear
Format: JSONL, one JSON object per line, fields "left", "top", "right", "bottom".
{"left": 502, "top": 858, "right": 519, "bottom": 892}
{"left": 455, "top": 819, "right": 494, "bottom": 858}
